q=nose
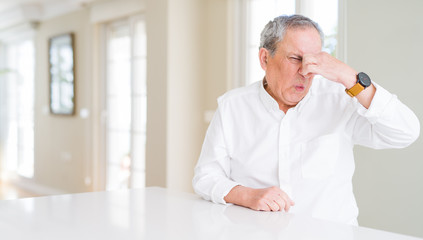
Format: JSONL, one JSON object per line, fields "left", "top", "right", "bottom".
{"left": 299, "top": 64, "right": 315, "bottom": 79}
{"left": 299, "top": 71, "right": 314, "bottom": 82}
{"left": 298, "top": 65, "right": 308, "bottom": 79}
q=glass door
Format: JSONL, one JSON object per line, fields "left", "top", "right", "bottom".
{"left": 104, "top": 16, "right": 147, "bottom": 190}
{"left": 0, "top": 40, "right": 35, "bottom": 179}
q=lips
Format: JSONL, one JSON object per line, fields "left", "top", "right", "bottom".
{"left": 295, "top": 85, "right": 305, "bottom": 91}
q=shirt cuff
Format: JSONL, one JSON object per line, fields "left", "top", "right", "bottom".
{"left": 356, "top": 82, "right": 394, "bottom": 124}
{"left": 212, "top": 180, "right": 240, "bottom": 204}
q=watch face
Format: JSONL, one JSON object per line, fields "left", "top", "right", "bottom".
{"left": 358, "top": 72, "right": 371, "bottom": 87}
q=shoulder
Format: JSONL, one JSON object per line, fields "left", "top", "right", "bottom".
{"left": 305, "top": 76, "right": 355, "bottom": 110}
{"left": 217, "top": 81, "right": 261, "bottom": 105}
{"left": 310, "top": 76, "right": 347, "bottom": 97}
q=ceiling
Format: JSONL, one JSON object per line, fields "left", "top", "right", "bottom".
{"left": 0, "top": 0, "right": 92, "bottom": 12}
{"left": 0, "top": 0, "right": 103, "bottom": 30}
{"left": 0, "top": 0, "right": 44, "bottom": 12}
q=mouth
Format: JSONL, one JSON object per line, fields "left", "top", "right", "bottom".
{"left": 295, "top": 85, "right": 305, "bottom": 92}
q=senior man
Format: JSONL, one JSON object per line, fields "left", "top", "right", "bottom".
{"left": 192, "top": 14, "right": 420, "bottom": 225}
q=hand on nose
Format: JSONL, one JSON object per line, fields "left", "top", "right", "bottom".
{"left": 299, "top": 53, "right": 318, "bottom": 79}
{"left": 299, "top": 67, "right": 315, "bottom": 80}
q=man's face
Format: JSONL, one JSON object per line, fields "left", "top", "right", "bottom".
{"left": 261, "top": 27, "right": 322, "bottom": 111}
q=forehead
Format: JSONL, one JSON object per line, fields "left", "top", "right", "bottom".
{"left": 278, "top": 27, "right": 322, "bottom": 55}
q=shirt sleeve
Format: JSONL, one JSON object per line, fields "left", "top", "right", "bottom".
{"left": 351, "top": 82, "right": 420, "bottom": 149}
{"left": 192, "top": 106, "right": 239, "bottom": 204}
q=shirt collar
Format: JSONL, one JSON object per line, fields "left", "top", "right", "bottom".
{"left": 259, "top": 77, "right": 312, "bottom": 114}
{"left": 259, "top": 78, "right": 280, "bottom": 112}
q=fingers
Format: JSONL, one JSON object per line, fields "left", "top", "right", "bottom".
{"left": 300, "top": 66, "right": 317, "bottom": 79}
{"left": 301, "top": 52, "right": 337, "bottom": 77}
{"left": 300, "top": 52, "right": 356, "bottom": 85}
{"left": 246, "top": 186, "right": 295, "bottom": 212}
{"left": 278, "top": 192, "right": 294, "bottom": 212}
{"left": 267, "top": 197, "right": 292, "bottom": 212}
{"left": 264, "top": 199, "right": 281, "bottom": 212}
{"left": 255, "top": 187, "right": 294, "bottom": 212}
{"left": 271, "top": 198, "right": 284, "bottom": 212}
{"left": 271, "top": 187, "right": 294, "bottom": 212}
{"left": 300, "top": 54, "right": 319, "bottom": 77}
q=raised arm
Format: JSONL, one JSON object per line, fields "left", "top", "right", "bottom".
{"left": 301, "top": 52, "right": 420, "bottom": 148}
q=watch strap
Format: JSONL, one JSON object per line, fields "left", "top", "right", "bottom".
{"left": 345, "top": 82, "right": 365, "bottom": 97}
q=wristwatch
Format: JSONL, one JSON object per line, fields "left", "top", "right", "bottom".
{"left": 345, "top": 72, "right": 372, "bottom": 97}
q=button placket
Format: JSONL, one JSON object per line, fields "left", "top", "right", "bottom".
{"left": 278, "top": 114, "right": 292, "bottom": 197}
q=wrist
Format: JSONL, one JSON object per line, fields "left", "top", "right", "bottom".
{"left": 237, "top": 185, "right": 253, "bottom": 206}
{"left": 342, "top": 70, "right": 358, "bottom": 89}
{"left": 345, "top": 72, "right": 372, "bottom": 98}
{"left": 225, "top": 185, "right": 256, "bottom": 208}
{"left": 224, "top": 185, "right": 247, "bottom": 205}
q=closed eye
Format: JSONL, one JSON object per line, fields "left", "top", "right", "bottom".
{"left": 289, "top": 56, "right": 302, "bottom": 63}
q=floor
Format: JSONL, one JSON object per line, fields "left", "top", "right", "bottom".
{"left": 0, "top": 180, "right": 39, "bottom": 200}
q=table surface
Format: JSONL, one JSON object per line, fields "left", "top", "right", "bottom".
{"left": 0, "top": 187, "right": 421, "bottom": 240}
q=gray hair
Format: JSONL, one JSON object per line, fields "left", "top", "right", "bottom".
{"left": 259, "top": 14, "right": 324, "bottom": 56}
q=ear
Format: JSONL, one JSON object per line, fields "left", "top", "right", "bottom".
{"left": 259, "top": 48, "right": 269, "bottom": 71}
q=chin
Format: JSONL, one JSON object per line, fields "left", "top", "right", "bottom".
{"left": 291, "top": 94, "right": 306, "bottom": 101}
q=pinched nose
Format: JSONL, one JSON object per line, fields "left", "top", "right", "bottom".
{"left": 298, "top": 68, "right": 314, "bottom": 79}
{"left": 298, "top": 63, "right": 316, "bottom": 81}
{"left": 297, "top": 72, "right": 314, "bottom": 83}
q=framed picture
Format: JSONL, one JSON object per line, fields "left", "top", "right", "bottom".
{"left": 49, "top": 33, "right": 75, "bottom": 115}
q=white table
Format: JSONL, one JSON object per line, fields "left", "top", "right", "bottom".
{"left": 0, "top": 187, "right": 420, "bottom": 240}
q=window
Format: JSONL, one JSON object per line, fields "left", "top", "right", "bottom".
{"left": 0, "top": 39, "right": 35, "bottom": 179}
{"left": 300, "top": 0, "right": 339, "bottom": 56}
{"left": 235, "top": 0, "right": 340, "bottom": 87}
{"left": 103, "top": 15, "right": 147, "bottom": 190}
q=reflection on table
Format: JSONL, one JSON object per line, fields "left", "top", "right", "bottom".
{"left": 0, "top": 187, "right": 421, "bottom": 240}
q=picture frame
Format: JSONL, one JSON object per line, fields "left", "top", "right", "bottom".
{"left": 49, "top": 33, "right": 75, "bottom": 115}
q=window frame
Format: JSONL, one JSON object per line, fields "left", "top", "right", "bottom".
{"left": 0, "top": 35, "right": 36, "bottom": 180}
{"left": 98, "top": 14, "right": 147, "bottom": 191}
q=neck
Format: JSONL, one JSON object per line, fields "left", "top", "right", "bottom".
{"left": 263, "top": 78, "right": 296, "bottom": 113}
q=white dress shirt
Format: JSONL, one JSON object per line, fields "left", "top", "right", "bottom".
{"left": 193, "top": 77, "right": 420, "bottom": 225}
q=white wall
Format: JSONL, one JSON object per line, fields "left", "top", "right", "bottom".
{"left": 34, "top": 9, "right": 94, "bottom": 193}
{"left": 167, "top": 0, "right": 206, "bottom": 192}
{"left": 145, "top": 0, "right": 168, "bottom": 188}
{"left": 347, "top": 0, "right": 423, "bottom": 237}
{"left": 204, "top": 0, "right": 229, "bottom": 111}
{"left": 145, "top": 0, "right": 207, "bottom": 192}
{"left": 144, "top": 0, "right": 230, "bottom": 193}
